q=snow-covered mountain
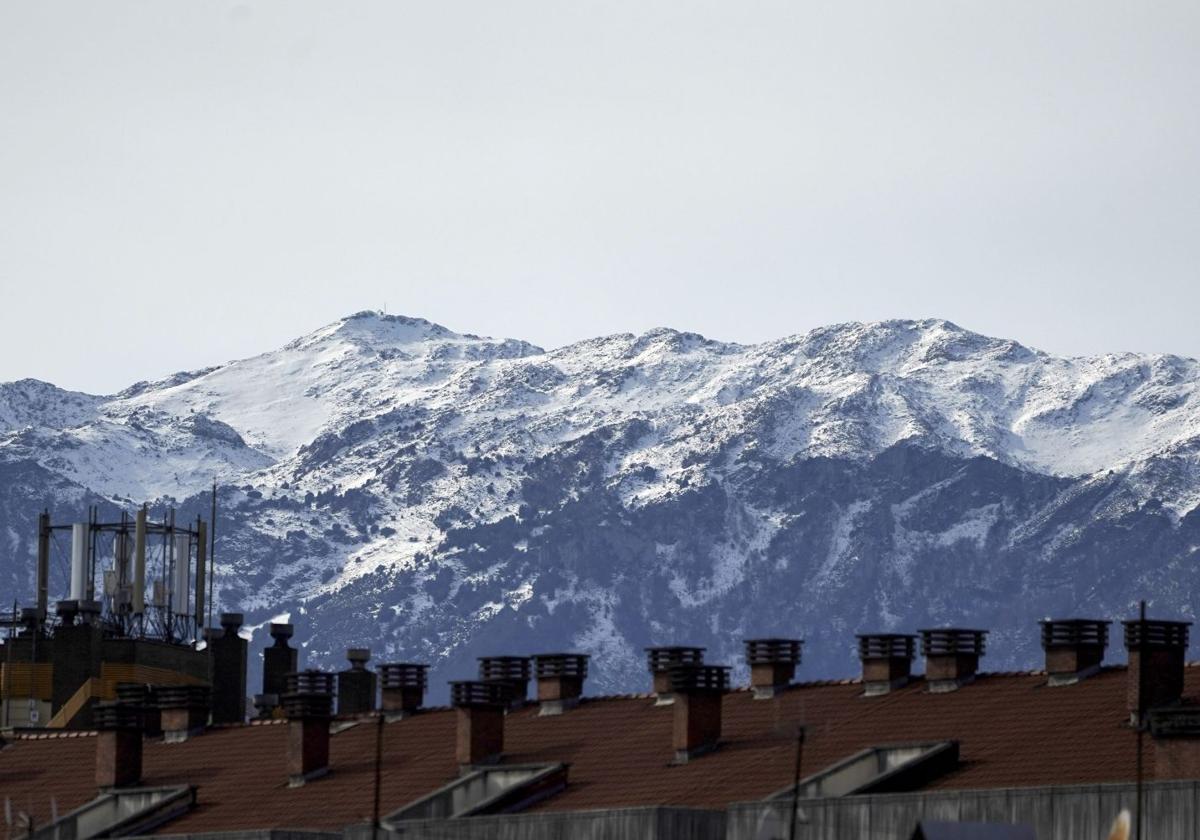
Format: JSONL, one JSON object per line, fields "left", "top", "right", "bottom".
{"left": 3, "top": 312, "right": 1199, "bottom": 698}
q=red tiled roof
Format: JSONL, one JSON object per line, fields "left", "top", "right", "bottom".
{"left": 0, "top": 665, "right": 1193, "bottom": 833}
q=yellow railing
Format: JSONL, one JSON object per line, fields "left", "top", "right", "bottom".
{"left": 97, "top": 663, "right": 206, "bottom": 699}
{"left": 46, "top": 677, "right": 103, "bottom": 729}
{"left": 44, "top": 664, "right": 206, "bottom": 728}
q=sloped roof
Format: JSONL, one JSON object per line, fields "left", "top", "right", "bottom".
{"left": 0, "top": 665, "right": 1193, "bottom": 834}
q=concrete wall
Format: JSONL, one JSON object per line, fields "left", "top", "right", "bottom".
{"left": 348, "top": 807, "right": 727, "bottom": 840}
{"left": 726, "top": 780, "right": 1200, "bottom": 840}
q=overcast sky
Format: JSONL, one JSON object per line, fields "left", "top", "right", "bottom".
{"left": 2, "top": 2, "right": 1198, "bottom": 393}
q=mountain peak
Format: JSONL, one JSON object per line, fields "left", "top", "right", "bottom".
{"left": 792, "top": 317, "right": 1040, "bottom": 369}
{"left": 289, "top": 311, "right": 544, "bottom": 356}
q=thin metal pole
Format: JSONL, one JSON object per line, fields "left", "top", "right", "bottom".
{"left": 207, "top": 481, "right": 216, "bottom": 634}
{"left": 789, "top": 725, "right": 805, "bottom": 840}
{"left": 373, "top": 711, "right": 385, "bottom": 840}
{"left": 1135, "top": 599, "right": 1145, "bottom": 840}
{"left": 4, "top": 601, "right": 14, "bottom": 729}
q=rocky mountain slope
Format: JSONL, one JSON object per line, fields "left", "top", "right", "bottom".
{"left": 3, "top": 312, "right": 1198, "bottom": 699}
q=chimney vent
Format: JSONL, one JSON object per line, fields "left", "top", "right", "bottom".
{"left": 451, "top": 680, "right": 512, "bottom": 768}
{"left": 1040, "top": 619, "right": 1110, "bottom": 686}
{"left": 209, "top": 613, "right": 248, "bottom": 724}
{"left": 478, "top": 656, "right": 531, "bottom": 707}
{"left": 56, "top": 599, "right": 79, "bottom": 626}
{"left": 116, "top": 683, "right": 161, "bottom": 737}
{"left": 19, "top": 607, "right": 41, "bottom": 635}
{"left": 95, "top": 701, "right": 143, "bottom": 789}
{"left": 744, "top": 639, "right": 802, "bottom": 699}
{"left": 337, "top": 648, "right": 377, "bottom": 716}
{"left": 919, "top": 628, "right": 986, "bottom": 693}
{"left": 669, "top": 664, "right": 729, "bottom": 764}
{"left": 283, "top": 670, "right": 334, "bottom": 786}
{"left": 645, "top": 646, "right": 705, "bottom": 704}
{"left": 253, "top": 693, "right": 279, "bottom": 720}
{"left": 533, "top": 653, "right": 589, "bottom": 715}
{"left": 157, "top": 685, "right": 211, "bottom": 742}
{"left": 1124, "top": 616, "right": 1191, "bottom": 723}
{"left": 857, "top": 634, "right": 917, "bottom": 696}
{"left": 379, "top": 663, "right": 428, "bottom": 719}
{"left": 1149, "top": 707, "right": 1200, "bottom": 780}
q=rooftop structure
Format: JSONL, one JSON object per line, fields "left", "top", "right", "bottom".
{"left": 0, "top": 608, "right": 1197, "bottom": 839}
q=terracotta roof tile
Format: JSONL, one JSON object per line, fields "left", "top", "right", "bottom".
{"left": 0, "top": 665, "right": 1191, "bottom": 832}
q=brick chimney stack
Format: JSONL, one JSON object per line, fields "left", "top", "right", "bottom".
{"left": 261, "top": 623, "right": 298, "bottom": 718}
{"left": 379, "top": 663, "right": 428, "bottom": 719}
{"left": 744, "top": 639, "right": 802, "bottom": 699}
{"left": 645, "top": 646, "right": 705, "bottom": 705}
{"left": 95, "top": 701, "right": 142, "bottom": 789}
{"left": 337, "top": 648, "right": 377, "bottom": 715}
{"left": 210, "top": 613, "right": 248, "bottom": 724}
{"left": 858, "top": 634, "right": 917, "bottom": 696}
{"left": 920, "top": 628, "right": 987, "bottom": 693}
{"left": 451, "top": 680, "right": 512, "bottom": 768}
{"left": 478, "top": 656, "right": 531, "bottom": 707}
{"left": 1124, "top": 614, "right": 1191, "bottom": 724}
{"left": 533, "top": 653, "right": 589, "bottom": 715}
{"left": 1040, "top": 619, "right": 1110, "bottom": 686}
{"left": 670, "top": 664, "right": 730, "bottom": 764}
{"left": 284, "top": 670, "right": 334, "bottom": 787}
{"left": 1149, "top": 707, "right": 1200, "bottom": 780}
{"left": 158, "top": 685, "right": 211, "bottom": 743}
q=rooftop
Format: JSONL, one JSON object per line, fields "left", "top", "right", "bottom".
{"left": 2, "top": 664, "right": 1194, "bottom": 834}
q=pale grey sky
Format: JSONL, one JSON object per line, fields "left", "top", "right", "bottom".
{"left": 2, "top": 1, "right": 1198, "bottom": 394}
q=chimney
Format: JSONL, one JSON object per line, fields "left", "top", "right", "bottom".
{"left": 56, "top": 599, "right": 79, "bottom": 626}
{"left": 283, "top": 670, "right": 334, "bottom": 786}
{"left": 116, "top": 683, "right": 161, "bottom": 738}
{"left": 1040, "top": 619, "right": 1110, "bottom": 686}
{"left": 1124, "top": 615, "right": 1191, "bottom": 723}
{"left": 533, "top": 653, "right": 589, "bottom": 715}
{"left": 19, "top": 606, "right": 41, "bottom": 636}
{"left": 95, "top": 701, "right": 143, "bottom": 789}
{"left": 52, "top": 599, "right": 103, "bottom": 727}
{"left": 744, "top": 639, "right": 802, "bottom": 699}
{"left": 209, "top": 613, "right": 248, "bottom": 724}
{"left": 337, "top": 648, "right": 377, "bottom": 716}
{"left": 158, "top": 685, "right": 211, "bottom": 742}
{"left": 379, "top": 663, "right": 428, "bottom": 719}
{"left": 262, "top": 623, "right": 298, "bottom": 717}
{"left": 857, "top": 633, "right": 917, "bottom": 696}
{"left": 645, "top": 646, "right": 705, "bottom": 704}
{"left": 478, "top": 656, "right": 531, "bottom": 707}
{"left": 669, "top": 664, "right": 730, "bottom": 764}
{"left": 1149, "top": 707, "right": 1200, "bottom": 780}
{"left": 920, "top": 628, "right": 987, "bottom": 693}
{"left": 451, "top": 680, "right": 512, "bottom": 768}
{"left": 77, "top": 599, "right": 102, "bottom": 625}
{"left": 253, "top": 693, "right": 279, "bottom": 720}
